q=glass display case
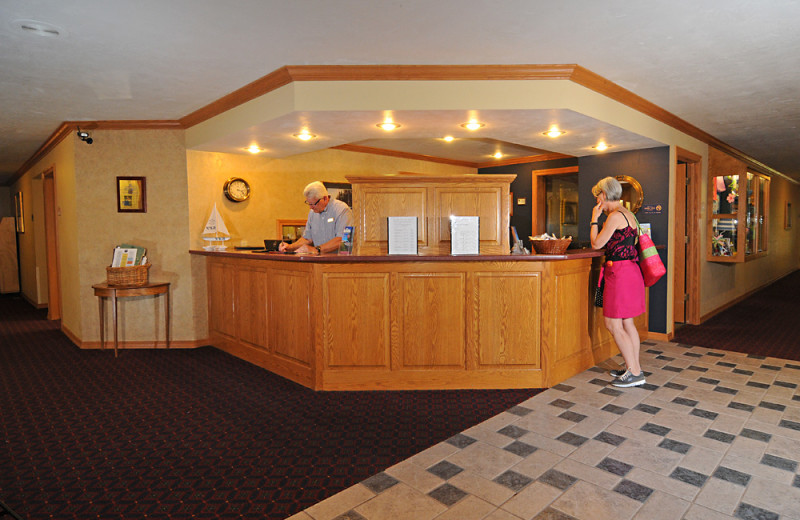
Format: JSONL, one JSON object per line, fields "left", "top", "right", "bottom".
{"left": 708, "top": 172, "right": 769, "bottom": 262}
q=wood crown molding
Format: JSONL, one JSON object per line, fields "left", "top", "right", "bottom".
{"left": 12, "top": 64, "right": 788, "bottom": 185}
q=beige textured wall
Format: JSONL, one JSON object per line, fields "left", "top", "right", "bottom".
{"left": 187, "top": 147, "right": 475, "bottom": 249}
{"left": 75, "top": 129, "right": 204, "bottom": 343}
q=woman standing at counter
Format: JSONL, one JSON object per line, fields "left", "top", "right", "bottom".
{"left": 590, "top": 177, "right": 647, "bottom": 388}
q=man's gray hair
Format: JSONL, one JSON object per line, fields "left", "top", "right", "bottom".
{"left": 303, "top": 181, "right": 329, "bottom": 201}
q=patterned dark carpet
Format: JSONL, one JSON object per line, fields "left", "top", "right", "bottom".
{"left": 0, "top": 295, "right": 541, "bottom": 519}
{"left": 673, "top": 269, "right": 800, "bottom": 361}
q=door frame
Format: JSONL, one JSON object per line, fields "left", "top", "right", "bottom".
{"left": 42, "top": 168, "right": 61, "bottom": 321}
{"left": 531, "top": 166, "right": 580, "bottom": 235}
{"left": 675, "top": 147, "right": 702, "bottom": 325}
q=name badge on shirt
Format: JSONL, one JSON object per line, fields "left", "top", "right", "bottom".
{"left": 327, "top": 217, "right": 334, "bottom": 223}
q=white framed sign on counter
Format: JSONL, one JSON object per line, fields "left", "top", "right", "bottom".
{"left": 450, "top": 216, "right": 479, "bottom": 255}
{"left": 388, "top": 216, "right": 419, "bottom": 255}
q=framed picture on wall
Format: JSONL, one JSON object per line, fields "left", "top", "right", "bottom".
{"left": 14, "top": 191, "right": 24, "bottom": 233}
{"left": 323, "top": 182, "right": 352, "bottom": 207}
{"left": 561, "top": 200, "right": 577, "bottom": 225}
{"left": 786, "top": 201, "right": 793, "bottom": 229}
{"left": 117, "top": 177, "right": 147, "bottom": 213}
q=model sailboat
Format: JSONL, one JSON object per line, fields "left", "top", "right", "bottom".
{"left": 202, "top": 203, "right": 230, "bottom": 251}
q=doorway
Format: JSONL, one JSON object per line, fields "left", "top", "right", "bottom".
{"left": 43, "top": 169, "right": 61, "bottom": 320}
{"left": 674, "top": 148, "right": 701, "bottom": 326}
{"left": 531, "top": 166, "right": 580, "bottom": 237}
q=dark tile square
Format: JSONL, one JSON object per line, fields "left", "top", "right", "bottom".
{"left": 735, "top": 502, "right": 779, "bottom": 520}
{"left": 714, "top": 386, "right": 739, "bottom": 395}
{"left": 362, "top": 472, "right": 399, "bottom": 493}
{"left": 599, "top": 387, "right": 623, "bottom": 397}
{"left": 774, "top": 380, "right": 797, "bottom": 389}
{"left": 588, "top": 366, "right": 606, "bottom": 374}
{"left": 786, "top": 363, "right": 800, "bottom": 370}
{"left": 507, "top": 405, "right": 533, "bottom": 417}
{"left": 538, "top": 469, "right": 577, "bottom": 491}
{"left": 646, "top": 349, "right": 663, "bottom": 354}
{"left": 428, "top": 483, "right": 467, "bottom": 506}
{"left": 552, "top": 383, "right": 575, "bottom": 392}
{"left": 533, "top": 507, "right": 575, "bottom": 520}
{"left": 634, "top": 403, "right": 661, "bottom": 415}
{"left": 759, "top": 401, "right": 786, "bottom": 412}
{"left": 794, "top": 395, "right": 800, "bottom": 402}
{"left": 707, "top": 351, "right": 725, "bottom": 357}
{"left": 717, "top": 361, "right": 737, "bottom": 368}
{"left": 780, "top": 419, "right": 800, "bottom": 431}
{"left": 601, "top": 404, "right": 628, "bottom": 415}
{"left": 427, "top": 460, "right": 463, "bottom": 480}
{"left": 746, "top": 381, "right": 770, "bottom": 389}
{"left": 793, "top": 474, "right": 800, "bottom": 489}
{"left": 597, "top": 457, "right": 632, "bottom": 476}
{"left": 642, "top": 340, "right": 657, "bottom": 346}
{"left": 698, "top": 377, "right": 720, "bottom": 385}
{"left": 548, "top": 398, "right": 575, "bottom": 409}
{"left": 658, "top": 438, "right": 691, "bottom": 454}
{"left": 594, "top": 431, "right": 626, "bottom": 446}
{"left": 613, "top": 479, "right": 654, "bottom": 502}
{"left": 589, "top": 378, "right": 609, "bottom": 386}
{"left": 497, "top": 425, "right": 529, "bottom": 439}
{"left": 739, "top": 428, "right": 772, "bottom": 443}
{"left": 640, "top": 423, "right": 671, "bottom": 436}
{"left": 556, "top": 432, "right": 588, "bottom": 447}
{"left": 760, "top": 453, "right": 798, "bottom": 472}
{"left": 733, "top": 368, "right": 754, "bottom": 376}
{"left": 704, "top": 429, "right": 736, "bottom": 444}
{"left": 656, "top": 355, "right": 675, "bottom": 361}
{"left": 728, "top": 402, "right": 755, "bottom": 412}
{"left": 669, "top": 467, "right": 708, "bottom": 487}
{"left": 713, "top": 466, "right": 751, "bottom": 486}
{"left": 684, "top": 352, "right": 703, "bottom": 358}
{"left": 687, "top": 365, "right": 708, "bottom": 372}
{"left": 690, "top": 408, "right": 719, "bottom": 420}
{"left": 664, "top": 382, "right": 687, "bottom": 391}
{"left": 493, "top": 470, "right": 534, "bottom": 492}
{"left": 446, "top": 433, "right": 477, "bottom": 449}
{"left": 672, "top": 397, "right": 698, "bottom": 407}
{"left": 761, "top": 364, "right": 781, "bottom": 371}
{"left": 504, "top": 440, "right": 537, "bottom": 458}
{"left": 641, "top": 383, "right": 659, "bottom": 391}
{"left": 662, "top": 365, "right": 683, "bottom": 373}
{"left": 747, "top": 354, "right": 767, "bottom": 360}
{"left": 559, "top": 410, "right": 587, "bottom": 423}
{"left": 333, "top": 511, "right": 367, "bottom": 520}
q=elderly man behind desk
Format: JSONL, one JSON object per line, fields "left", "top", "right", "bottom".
{"left": 279, "top": 181, "right": 354, "bottom": 255}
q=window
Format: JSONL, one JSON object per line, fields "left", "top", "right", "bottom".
{"left": 708, "top": 171, "right": 769, "bottom": 262}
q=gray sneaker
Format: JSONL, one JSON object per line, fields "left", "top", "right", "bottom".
{"left": 611, "top": 370, "right": 646, "bottom": 388}
{"left": 609, "top": 367, "right": 627, "bottom": 378}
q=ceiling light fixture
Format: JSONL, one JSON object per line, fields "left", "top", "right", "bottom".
{"left": 593, "top": 142, "right": 610, "bottom": 151}
{"left": 293, "top": 130, "right": 316, "bottom": 141}
{"left": 543, "top": 127, "right": 565, "bottom": 138}
{"left": 245, "top": 145, "right": 263, "bottom": 154}
{"left": 443, "top": 136, "right": 455, "bottom": 142}
{"left": 14, "top": 19, "right": 64, "bottom": 38}
{"left": 376, "top": 118, "right": 401, "bottom": 131}
{"left": 493, "top": 152, "right": 503, "bottom": 159}
{"left": 460, "top": 119, "right": 485, "bottom": 131}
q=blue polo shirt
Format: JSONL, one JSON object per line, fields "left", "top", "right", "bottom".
{"left": 303, "top": 198, "right": 354, "bottom": 246}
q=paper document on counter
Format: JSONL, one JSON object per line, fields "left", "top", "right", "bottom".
{"left": 388, "top": 216, "right": 418, "bottom": 255}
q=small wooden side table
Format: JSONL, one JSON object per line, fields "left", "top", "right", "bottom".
{"left": 92, "top": 281, "right": 170, "bottom": 357}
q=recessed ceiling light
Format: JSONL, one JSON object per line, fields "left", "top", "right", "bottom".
{"left": 543, "top": 127, "right": 565, "bottom": 138}
{"left": 376, "top": 118, "right": 401, "bottom": 131}
{"left": 245, "top": 145, "right": 263, "bottom": 154}
{"left": 493, "top": 152, "right": 503, "bottom": 159}
{"left": 593, "top": 142, "right": 610, "bottom": 151}
{"left": 460, "top": 119, "right": 485, "bottom": 131}
{"left": 443, "top": 136, "right": 455, "bottom": 142}
{"left": 293, "top": 130, "right": 316, "bottom": 141}
{"left": 14, "top": 19, "right": 64, "bottom": 38}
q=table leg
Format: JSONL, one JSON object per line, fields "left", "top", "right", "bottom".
{"left": 111, "top": 291, "right": 118, "bottom": 358}
{"left": 98, "top": 296, "right": 105, "bottom": 350}
{"left": 165, "top": 288, "right": 170, "bottom": 349}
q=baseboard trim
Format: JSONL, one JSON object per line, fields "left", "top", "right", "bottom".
{"left": 644, "top": 331, "right": 672, "bottom": 342}
{"left": 21, "top": 292, "right": 47, "bottom": 309}
{"left": 79, "top": 339, "right": 209, "bottom": 350}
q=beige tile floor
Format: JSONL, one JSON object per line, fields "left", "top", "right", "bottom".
{"left": 287, "top": 340, "right": 800, "bottom": 520}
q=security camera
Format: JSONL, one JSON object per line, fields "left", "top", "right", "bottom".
{"left": 77, "top": 128, "right": 93, "bottom": 144}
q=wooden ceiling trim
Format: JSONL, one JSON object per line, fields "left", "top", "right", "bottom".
{"left": 477, "top": 153, "right": 574, "bottom": 169}
{"left": 332, "top": 144, "right": 479, "bottom": 168}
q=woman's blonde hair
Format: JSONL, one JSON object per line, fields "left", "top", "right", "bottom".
{"left": 591, "top": 177, "right": 622, "bottom": 201}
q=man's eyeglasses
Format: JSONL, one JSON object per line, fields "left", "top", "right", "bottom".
{"left": 305, "top": 196, "right": 326, "bottom": 207}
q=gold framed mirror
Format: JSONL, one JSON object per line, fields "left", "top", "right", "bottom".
{"left": 615, "top": 175, "right": 644, "bottom": 213}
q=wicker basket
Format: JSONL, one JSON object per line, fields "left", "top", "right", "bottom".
{"left": 529, "top": 238, "right": 572, "bottom": 255}
{"left": 106, "top": 264, "right": 150, "bottom": 286}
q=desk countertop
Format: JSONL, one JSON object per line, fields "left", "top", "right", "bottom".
{"left": 189, "top": 248, "right": 604, "bottom": 263}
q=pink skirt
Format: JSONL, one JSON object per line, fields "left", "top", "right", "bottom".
{"left": 602, "top": 260, "right": 646, "bottom": 319}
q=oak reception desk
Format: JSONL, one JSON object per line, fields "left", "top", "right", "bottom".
{"left": 191, "top": 249, "right": 639, "bottom": 391}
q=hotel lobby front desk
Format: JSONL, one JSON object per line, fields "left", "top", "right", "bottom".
{"left": 191, "top": 249, "right": 641, "bottom": 391}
